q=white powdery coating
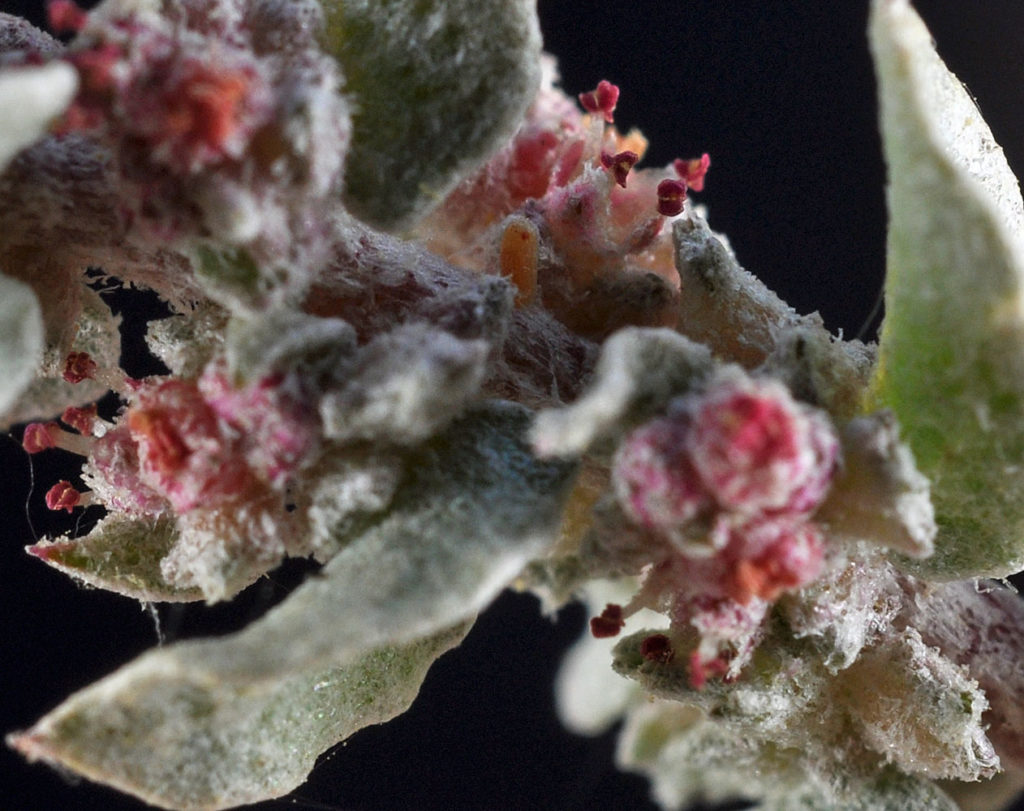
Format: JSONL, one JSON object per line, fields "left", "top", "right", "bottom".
{"left": 319, "top": 323, "right": 490, "bottom": 445}
{"left": 0, "top": 63, "right": 78, "bottom": 172}
{"left": 844, "top": 627, "right": 998, "bottom": 782}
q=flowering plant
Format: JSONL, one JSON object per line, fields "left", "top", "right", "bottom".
{"left": 3, "top": 1, "right": 1024, "bottom": 809}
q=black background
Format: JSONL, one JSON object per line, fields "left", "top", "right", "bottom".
{"left": 3, "top": 1, "right": 1024, "bottom": 809}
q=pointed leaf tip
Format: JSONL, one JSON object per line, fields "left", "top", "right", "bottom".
{"left": 870, "top": 0, "right": 1024, "bottom": 577}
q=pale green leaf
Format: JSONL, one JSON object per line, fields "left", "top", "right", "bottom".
{"left": 10, "top": 623, "right": 469, "bottom": 811}
{"left": 321, "top": 0, "right": 542, "bottom": 229}
{"left": 870, "top": 0, "right": 1024, "bottom": 576}
{"left": 27, "top": 514, "right": 202, "bottom": 603}
{"left": 0, "top": 271, "right": 43, "bottom": 417}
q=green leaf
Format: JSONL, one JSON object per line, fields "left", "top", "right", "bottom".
{"left": 27, "top": 514, "right": 202, "bottom": 603}
{"left": 0, "top": 270, "right": 43, "bottom": 417}
{"left": 869, "top": 0, "right": 1024, "bottom": 577}
{"left": 321, "top": 0, "right": 542, "bottom": 229}
{"left": 11, "top": 402, "right": 576, "bottom": 806}
{"left": 9, "top": 623, "right": 470, "bottom": 811}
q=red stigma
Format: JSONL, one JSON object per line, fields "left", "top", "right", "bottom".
{"left": 656, "top": 178, "right": 687, "bottom": 217}
{"left": 579, "top": 80, "right": 620, "bottom": 123}
{"left": 589, "top": 603, "right": 626, "bottom": 638}
{"left": 45, "top": 481, "right": 82, "bottom": 513}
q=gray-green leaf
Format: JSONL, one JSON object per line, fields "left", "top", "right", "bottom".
{"left": 10, "top": 623, "right": 469, "bottom": 811}
{"left": 321, "top": 0, "right": 542, "bottom": 229}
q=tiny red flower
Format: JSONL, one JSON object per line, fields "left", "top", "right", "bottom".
{"left": 590, "top": 603, "right": 626, "bottom": 638}
{"left": 656, "top": 178, "right": 687, "bottom": 216}
{"left": 47, "top": 0, "right": 88, "bottom": 34}
{"left": 23, "top": 422, "right": 59, "bottom": 454}
{"left": 45, "top": 481, "right": 83, "bottom": 513}
{"left": 673, "top": 153, "right": 711, "bottom": 192}
{"left": 578, "top": 80, "right": 620, "bottom": 123}
{"left": 600, "top": 149, "right": 639, "bottom": 188}
{"left": 61, "top": 404, "right": 99, "bottom": 435}
{"left": 640, "top": 634, "right": 675, "bottom": 664}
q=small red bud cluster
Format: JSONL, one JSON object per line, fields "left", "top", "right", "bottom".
{"left": 611, "top": 372, "right": 840, "bottom": 685}
{"left": 46, "top": 0, "right": 88, "bottom": 34}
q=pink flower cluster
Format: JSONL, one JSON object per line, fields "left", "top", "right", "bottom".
{"left": 57, "top": 6, "right": 273, "bottom": 175}
{"left": 118, "top": 369, "right": 314, "bottom": 514}
{"left": 418, "top": 71, "right": 709, "bottom": 339}
{"left": 610, "top": 373, "right": 840, "bottom": 686}
{"left": 25, "top": 357, "right": 317, "bottom": 519}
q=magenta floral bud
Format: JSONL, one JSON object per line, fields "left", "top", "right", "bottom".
{"left": 198, "top": 368, "right": 316, "bottom": 486}
{"left": 127, "top": 380, "right": 253, "bottom": 512}
{"left": 719, "top": 518, "right": 826, "bottom": 604}
{"left": 688, "top": 375, "right": 839, "bottom": 516}
{"left": 613, "top": 414, "right": 709, "bottom": 531}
